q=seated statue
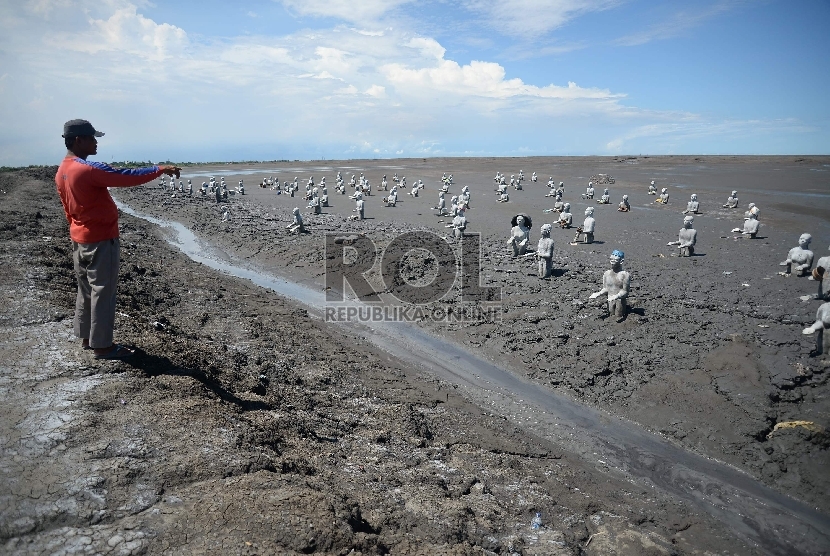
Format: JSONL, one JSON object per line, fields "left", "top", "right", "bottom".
{"left": 497, "top": 191, "right": 510, "bottom": 202}
{"left": 648, "top": 180, "right": 657, "bottom": 195}
{"left": 570, "top": 207, "right": 595, "bottom": 244}
{"left": 384, "top": 187, "right": 398, "bottom": 206}
{"left": 668, "top": 215, "right": 697, "bottom": 256}
{"left": 656, "top": 188, "right": 669, "bottom": 204}
{"left": 812, "top": 246, "right": 830, "bottom": 300}
{"left": 307, "top": 195, "right": 321, "bottom": 214}
{"left": 597, "top": 188, "right": 611, "bottom": 204}
{"left": 683, "top": 193, "right": 700, "bottom": 214}
{"left": 321, "top": 193, "right": 329, "bottom": 207}
{"left": 617, "top": 195, "right": 630, "bottom": 212}
{"left": 349, "top": 198, "right": 365, "bottom": 221}
{"left": 582, "top": 182, "right": 595, "bottom": 199}
{"left": 460, "top": 186, "right": 471, "bottom": 207}
{"left": 780, "top": 234, "right": 814, "bottom": 276}
{"left": 434, "top": 192, "right": 448, "bottom": 215}
{"left": 507, "top": 214, "right": 531, "bottom": 256}
{"left": 553, "top": 192, "right": 564, "bottom": 212}
{"left": 589, "top": 250, "right": 631, "bottom": 322}
{"left": 557, "top": 203, "right": 573, "bottom": 228}
{"left": 445, "top": 207, "right": 467, "bottom": 240}
{"left": 531, "top": 172, "right": 537, "bottom": 182}
{"left": 286, "top": 208, "right": 305, "bottom": 234}
{"left": 529, "top": 223, "right": 554, "bottom": 278}
{"left": 732, "top": 212, "right": 760, "bottom": 238}
{"left": 803, "top": 302, "right": 830, "bottom": 358}
{"left": 723, "top": 190, "right": 739, "bottom": 208}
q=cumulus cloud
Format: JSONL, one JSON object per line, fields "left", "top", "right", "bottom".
{"left": 365, "top": 84, "right": 386, "bottom": 97}
{"left": 383, "top": 57, "right": 621, "bottom": 100}
{"left": 46, "top": 4, "right": 187, "bottom": 61}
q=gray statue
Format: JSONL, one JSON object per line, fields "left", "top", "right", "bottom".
{"left": 557, "top": 203, "right": 573, "bottom": 228}
{"left": 617, "top": 194, "right": 630, "bottom": 212}
{"left": 723, "top": 190, "right": 739, "bottom": 208}
{"left": 648, "top": 180, "right": 657, "bottom": 195}
{"left": 732, "top": 212, "right": 760, "bottom": 238}
{"left": 668, "top": 215, "right": 697, "bottom": 256}
{"left": 803, "top": 302, "right": 830, "bottom": 358}
{"left": 286, "top": 208, "right": 305, "bottom": 234}
{"left": 597, "top": 188, "right": 611, "bottom": 204}
{"left": 553, "top": 192, "right": 565, "bottom": 212}
{"left": 582, "top": 182, "right": 595, "bottom": 200}
{"left": 531, "top": 224, "right": 554, "bottom": 278}
{"left": 446, "top": 206, "right": 467, "bottom": 240}
{"left": 683, "top": 194, "right": 700, "bottom": 214}
{"left": 570, "top": 207, "right": 595, "bottom": 244}
{"left": 507, "top": 214, "right": 531, "bottom": 256}
{"left": 656, "top": 187, "right": 669, "bottom": 204}
{"left": 780, "top": 234, "right": 814, "bottom": 276}
{"left": 589, "top": 250, "right": 631, "bottom": 322}
{"left": 812, "top": 245, "right": 830, "bottom": 300}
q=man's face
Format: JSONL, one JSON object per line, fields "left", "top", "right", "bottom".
{"left": 72, "top": 135, "right": 98, "bottom": 157}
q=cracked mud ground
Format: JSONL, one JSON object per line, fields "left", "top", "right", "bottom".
{"left": 0, "top": 165, "right": 822, "bottom": 555}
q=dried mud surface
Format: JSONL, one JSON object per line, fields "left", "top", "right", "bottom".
{"left": 0, "top": 158, "right": 826, "bottom": 555}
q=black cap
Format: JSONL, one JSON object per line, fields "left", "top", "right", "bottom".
{"left": 62, "top": 119, "right": 105, "bottom": 138}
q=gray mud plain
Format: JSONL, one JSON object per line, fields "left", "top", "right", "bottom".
{"left": 1, "top": 157, "right": 829, "bottom": 555}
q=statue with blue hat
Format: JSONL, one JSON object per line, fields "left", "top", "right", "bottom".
{"left": 589, "top": 249, "right": 631, "bottom": 322}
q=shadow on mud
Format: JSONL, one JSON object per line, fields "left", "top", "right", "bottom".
{"left": 125, "top": 349, "right": 271, "bottom": 411}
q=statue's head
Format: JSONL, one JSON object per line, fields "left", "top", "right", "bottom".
{"left": 622, "top": 195, "right": 628, "bottom": 201}
{"left": 691, "top": 194, "right": 697, "bottom": 201}
{"left": 799, "top": 233, "right": 812, "bottom": 248}
{"left": 610, "top": 250, "right": 624, "bottom": 265}
{"left": 662, "top": 188, "right": 668, "bottom": 193}
{"left": 540, "top": 224, "right": 552, "bottom": 237}
{"left": 564, "top": 203, "right": 571, "bottom": 211}
{"left": 684, "top": 215, "right": 694, "bottom": 228}
{"left": 585, "top": 207, "right": 594, "bottom": 216}
{"left": 516, "top": 215, "right": 525, "bottom": 225}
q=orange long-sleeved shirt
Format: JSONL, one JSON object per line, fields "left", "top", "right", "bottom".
{"left": 55, "top": 155, "right": 164, "bottom": 243}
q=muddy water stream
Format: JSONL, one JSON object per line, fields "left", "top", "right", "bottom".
{"left": 117, "top": 202, "right": 830, "bottom": 555}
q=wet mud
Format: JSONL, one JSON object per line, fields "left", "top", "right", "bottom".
{"left": 1, "top": 159, "right": 828, "bottom": 554}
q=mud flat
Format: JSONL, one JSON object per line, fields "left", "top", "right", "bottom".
{"left": 0, "top": 159, "right": 828, "bottom": 554}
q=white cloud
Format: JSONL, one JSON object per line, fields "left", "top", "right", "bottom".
{"left": 277, "top": 0, "right": 413, "bottom": 23}
{"left": 464, "top": 0, "right": 621, "bottom": 36}
{"left": 0, "top": 0, "right": 816, "bottom": 164}
{"left": 46, "top": 3, "right": 188, "bottom": 61}
{"left": 365, "top": 84, "right": 386, "bottom": 97}
{"left": 383, "top": 57, "right": 621, "bottom": 100}
{"left": 337, "top": 85, "right": 359, "bottom": 94}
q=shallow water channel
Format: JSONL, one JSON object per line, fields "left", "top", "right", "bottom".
{"left": 117, "top": 201, "right": 829, "bottom": 555}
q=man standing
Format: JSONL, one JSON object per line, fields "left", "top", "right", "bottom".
{"left": 55, "top": 119, "right": 181, "bottom": 359}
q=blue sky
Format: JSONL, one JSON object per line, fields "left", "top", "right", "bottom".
{"left": 0, "top": 0, "right": 828, "bottom": 164}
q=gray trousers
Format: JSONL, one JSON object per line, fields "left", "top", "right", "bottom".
{"left": 73, "top": 238, "right": 120, "bottom": 349}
